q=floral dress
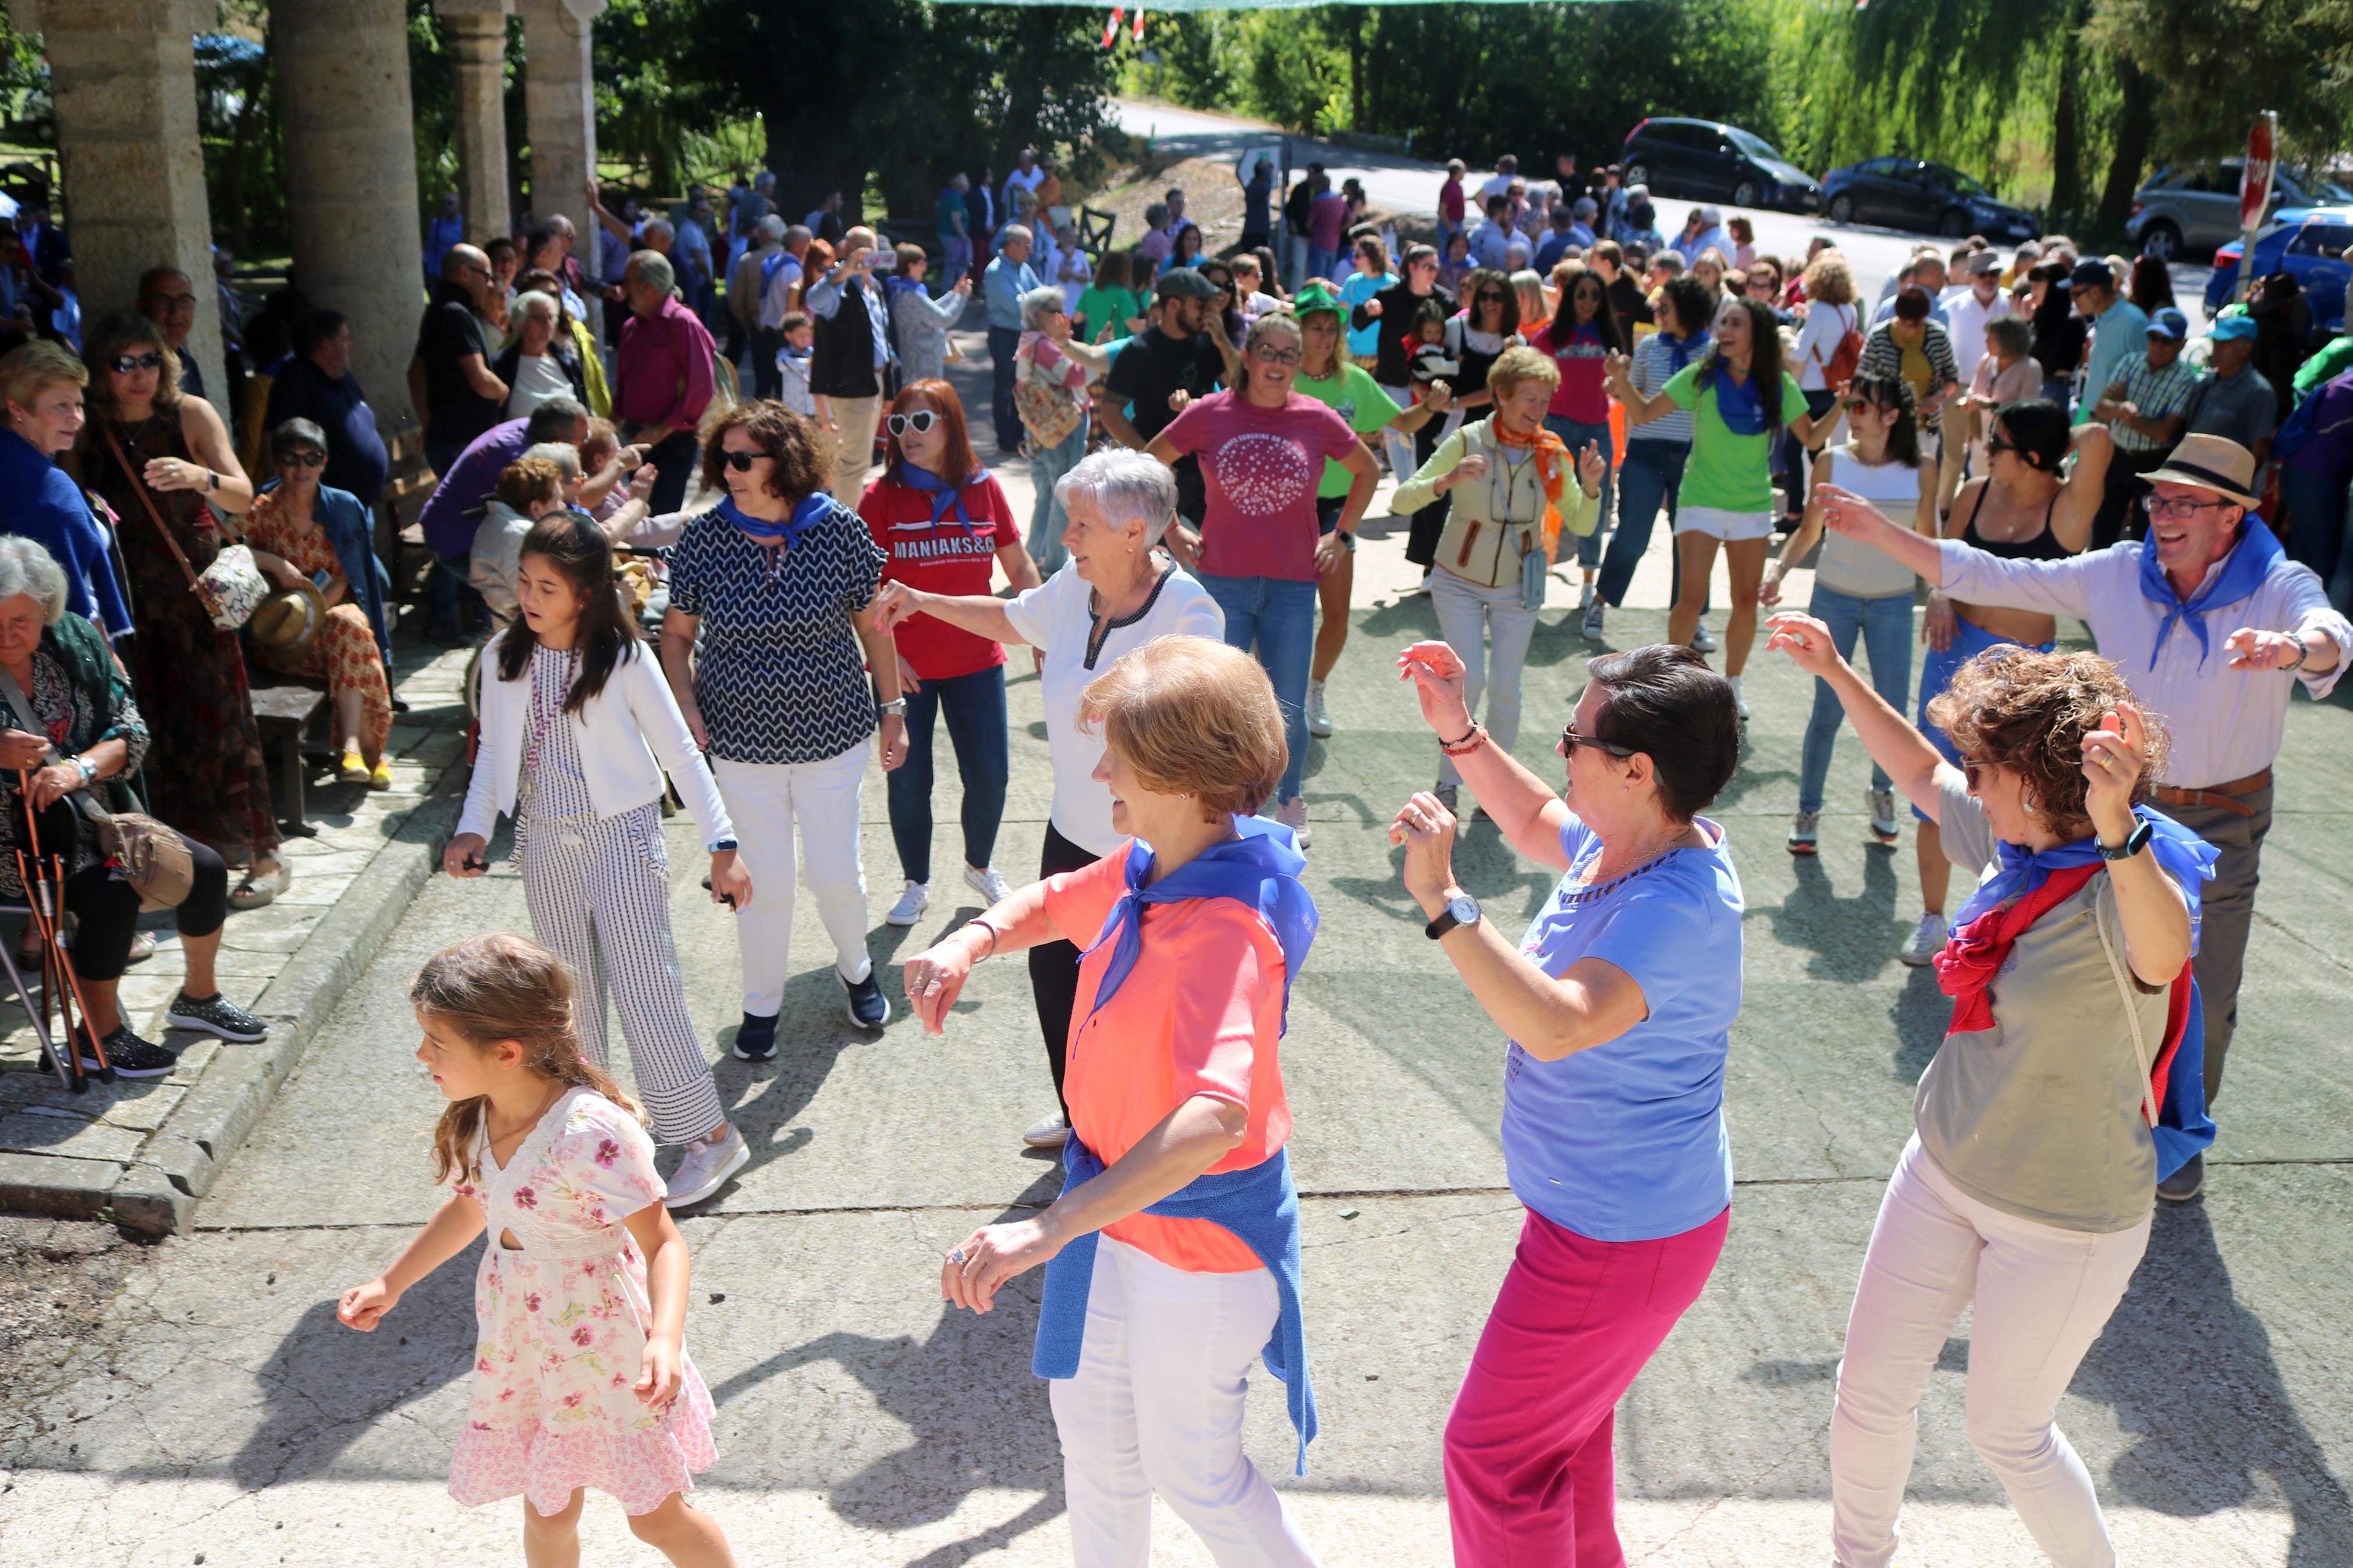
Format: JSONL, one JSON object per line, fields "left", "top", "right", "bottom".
{"left": 446, "top": 1087, "right": 717, "bottom": 1517}
{"left": 239, "top": 489, "right": 393, "bottom": 755}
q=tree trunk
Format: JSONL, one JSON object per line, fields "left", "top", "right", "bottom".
{"left": 2095, "top": 55, "right": 2155, "bottom": 239}
{"left": 2050, "top": 17, "right": 2084, "bottom": 224}
{"left": 1346, "top": 8, "right": 1368, "bottom": 134}
{"left": 1366, "top": 10, "right": 1386, "bottom": 133}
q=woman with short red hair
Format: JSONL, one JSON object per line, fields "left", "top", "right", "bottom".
{"left": 858, "top": 381, "right": 1041, "bottom": 928}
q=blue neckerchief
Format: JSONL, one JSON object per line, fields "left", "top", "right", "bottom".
{"left": 1081, "top": 816, "right": 1318, "bottom": 1030}
{"left": 1035, "top": 1138, "right": 1318, "bottom": 1473}
{"left": 1951, "top": 805, "right": 2217, "bottom": 954}
{"left": 898, "top": 463, "right": 986, "bottom": 538}
{"left": 1701, "top": 357, "right": 1769, "bottom": 435}
{"left": 2135, "top": 519, "right": 2283, "bottom": 669}
{"left": 716, "top": 490, "right": 834, "bottom": 549}
{"left": 1662, "top": 327, "right": 1710, "bottom": 374}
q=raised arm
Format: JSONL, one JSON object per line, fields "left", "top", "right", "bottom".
{"left": 1397, "top": 641, "right": 1572, "bottom": 869}
{"left": 1766, "top": 611, "right": 1950, "bottom": 820}
{"left": 2047, "top": 421, "right": 2116, "bottom": 553}
{"left": 2080, "top": 702, "right": 2192, "bottom": 987}
{"left": 1814, "top": 481, "right": 1948, "bottom": 582}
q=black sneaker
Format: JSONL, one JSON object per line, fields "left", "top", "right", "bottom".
{"left": 165, "top": 990, "right": 269, "bottom": 1042}
{"left": 731, "top": 1011, "right": 779, "bottom": 1062}
{"left": 2156, "top": 1152, "right": 2205, "bottom": 1203}
{"left": 83, "top": 1026, "right": 176, "bottom": 1079}
{"left": 842, "top": 968, "right": 889, "bottom": 1029}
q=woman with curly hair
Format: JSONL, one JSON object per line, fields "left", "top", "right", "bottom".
{"left": 1765, "top": 616, "right": 2213, "bottom": 1568}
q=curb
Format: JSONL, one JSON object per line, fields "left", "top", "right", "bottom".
{"left": 38, "top": 770, "right": 466, "bottom": 1236}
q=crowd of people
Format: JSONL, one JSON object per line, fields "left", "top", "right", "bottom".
{"left": 9, "top": 139, "right": 2350, "bottom": 1568}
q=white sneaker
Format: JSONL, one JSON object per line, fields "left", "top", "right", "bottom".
{"left": 1787, "top": 809, "right": 1820, "bottom": 855}
{"left": 1898, "top": 911, "right": 1946, "bottom": 967}
{"left": 1868, "top": 787, "right": 1900, "bottom": 841}
{"left": 1023, "top": 1112, "right": 1068, "bottom": 1149}
{"left": 1276, "top": 795, "right": 1313, "bottom": 848}
{"left": 1581, "top": 599, "right": 1605, "bottom": 639}
{"left": 665, "top": 1125, "right": 749, "bottom": 1208}
{"left": 1307, "top": 679, "right": 1335, "bottom": 738}
{"left": 1728, "top": 674, "right": 1751, "bottom": 720}
{"left": 1691, "top": 624, "right": 1719, "bottom": 653}
{"left": 1577, "top": 580, "right": 1595, "bottom": 611}
{"left": 963, "top": 865, "right": 1012, "bottom": 907}
{"left": 885, "top": 880, "right": 931, "bottom": 927}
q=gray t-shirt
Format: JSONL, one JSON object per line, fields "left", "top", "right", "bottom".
{"left": 1914, "top": 772, "right": 2169, "bottom": 1233}
{"left": 2184, "top": 365, "right": 2279, "bottom": 450}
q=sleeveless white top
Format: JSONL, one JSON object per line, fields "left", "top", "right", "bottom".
{"left": 1815, "top": 446, "right": 1924, "bottom": 599}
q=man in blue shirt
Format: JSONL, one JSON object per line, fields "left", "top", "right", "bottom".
{"left": 262, "top": 308, "right": 389, "bottom": 508}
{"left": 2069, "top": 258, "right": 2149, "bottom": 425}
{"left": 983, "top": 225, "right": 1042, "bottom": 454}
{"left": 423, "top": 193, "right": 464, "bottom": 284}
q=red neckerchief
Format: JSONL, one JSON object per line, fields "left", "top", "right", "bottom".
{"left": 1933, "top": 862, "right": 2100, "bottom": 1036}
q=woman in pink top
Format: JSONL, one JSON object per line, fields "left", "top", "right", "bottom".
{"left": 1527, "top": 264, "right": 1628, "bottom": 599}
{"left": 902, "top": 635, "right": 1321, "bottom": 1567}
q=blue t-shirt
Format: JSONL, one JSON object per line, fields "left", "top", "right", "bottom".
{"left": 1340, "top": 271, "right": 1394, "bottom": 360}
{"left": 1501, "top": 815, "right": 1742, "bottom": 1242}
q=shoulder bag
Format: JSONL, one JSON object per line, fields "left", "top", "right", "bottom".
{"left": 0, "top": 663, "right": 192, "bottom": 912}
{"left": 100, "top": 422, "right": 267, "bottom": 630}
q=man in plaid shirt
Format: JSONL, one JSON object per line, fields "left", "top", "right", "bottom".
{"left": 2089, "top": 306, "right": 2203, "bottom": 547}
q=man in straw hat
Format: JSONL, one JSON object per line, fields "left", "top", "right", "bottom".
{"left": 1811, "top": 432, "right": 2353, "bottom": 1203}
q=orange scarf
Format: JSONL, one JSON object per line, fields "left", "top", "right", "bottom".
{"left": 1490, "top": 419, "right": 1573, "bottom": 562}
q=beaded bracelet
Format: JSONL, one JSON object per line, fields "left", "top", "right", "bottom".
{"left": 1438, "top": 723, "right": 1489, "bottom": 758}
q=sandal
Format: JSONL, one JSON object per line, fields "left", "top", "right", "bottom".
{"left": 336, "top": 749, "right": 371, "bottom": 784}
{"left": 229, "top": 859, "right": 290, "bottom": 912}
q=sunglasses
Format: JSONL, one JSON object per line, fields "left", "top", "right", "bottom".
{"left": 721, "top": 450, "right": 766, "bottom": 472}
{"left": 1560, "top": 722, "right": 1637, "bottom": 759}
{"left": 1476, "top": 291, "right": 1506, "bottom": 303}
{"left": 109, "top": 353, "right": 165, "bottom": 374}
{"left": 1848, "top": 399, "right": 1897, "bottom": 417}
{"left": 1961, "top": 758, "right": 1992, "bottom": 791}
{"left": 886, "top": 410, "right": 940, "bottom": 437}
{"left": 1988, "top": 436, "right": 2021, "bottom": 458}
{"left": 279, "top": 450, "right": 327, "bottom": 468}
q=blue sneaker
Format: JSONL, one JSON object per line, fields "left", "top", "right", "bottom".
{"left": 842, "top": 968, "right": 889, "bottom": 1029}
{"left": 731, "top": 1011, "right": 779, "bottom": 1062}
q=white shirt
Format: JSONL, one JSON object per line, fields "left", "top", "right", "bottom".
{"left": 757, "top": 253, "right": 803, "bottom": 330}
{"left": 1793, "top": 302, "right": 1857, "bottom": 392}
{"left": 1935, "top": 538, "right": 2353, "bottom": 787}
{"left": 505, "top": 351, "right": 576, "bottom": 419}
{"left": 1002, "top": 560, "right": 1224, "bottom": 855}
{"left": 1942, "top": 286, "right": 2013, "bottom": 385}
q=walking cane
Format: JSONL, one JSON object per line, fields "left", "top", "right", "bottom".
{"left": 19, "top": 771, "right": 111, "bottom": 1082}
{"left": 16, "top": 847, "right": 79, "bottom": 1091}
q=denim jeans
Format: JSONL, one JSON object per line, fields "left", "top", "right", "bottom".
{"left": 2280, "top": 463, "right": 2351, "bottom": 593}
{"left": 1306, "top": 247, "right": 1339, "bottom": 285}
{"left": 1025, "top": 421, "right": 1088, "bottom": 577}
{"left": 750, "top": 326, "right": 785, "bottom": 400}
{"left": 1429, "top": 568, "right": 1538, "bottom": 786}
{"left": 1197, "top": 571, "right": 1317, "bottom": 803}
{"left": 1798, "top": 585, "right": 1914, "bottom": 813}
{"left": 988, "top": 324, "right": 1022, "bottom": 450}
{"left": 1597, "top": 439, "right": 1687, "bottom": 606}
{"left": 885, "top": 663, "right": 1010, "bottom": 886}
{"left": 1545, "top": 415, "right": 1616, "bottom": 570}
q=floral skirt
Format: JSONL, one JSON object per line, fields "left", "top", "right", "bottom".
{"left": 257, "top": 603, "right": 393, "bottom": 756}
{"left": 448, "top": 1368, "right": 717, "bottom": 1517}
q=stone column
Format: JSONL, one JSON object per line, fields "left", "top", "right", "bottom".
{"left": 435, "top": 1, "right": 513, "bottom": 244}
{"left": 517, "top": 0, "right": 603, "bottom": 254}
{"left": 10, "top": 0, "right": 225, "bottom": 414}
{"left": 274, "top": 0, "right": 428, "bottom": 433}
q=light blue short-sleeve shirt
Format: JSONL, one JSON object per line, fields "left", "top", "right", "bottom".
{"left": 1499, "top": 815, "right": 1742, "bottom": 1242}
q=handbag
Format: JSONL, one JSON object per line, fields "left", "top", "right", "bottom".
{"left": 0, "top": 665, "right": 193, "bottom": 912}
{"left": 100, "top": 423, "right": 267, "bottom": 630}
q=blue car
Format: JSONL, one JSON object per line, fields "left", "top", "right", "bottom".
{"left": 1820, "top": 157, "right": 2039, "bottom": 241}
{"left": 2205, "top": 206, "right": 2353, "bottom": 336}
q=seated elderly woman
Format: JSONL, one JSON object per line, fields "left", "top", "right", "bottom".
{"left": 902, "top": 634, "right": 1321, "bottom": 1566}
{"left": 239, "top": 418, "right": 397, "bottom": 788}
{"left": 0, "top": 536, "right": 268, "bottom": 1079}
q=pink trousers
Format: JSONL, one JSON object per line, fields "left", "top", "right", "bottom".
{"left": 1444, "top": 1204, "right": 1730, "bottom": 1568}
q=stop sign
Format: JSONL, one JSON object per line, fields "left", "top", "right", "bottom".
{"left": 2241, "top": 112, "right": 2279, "bottom": 234}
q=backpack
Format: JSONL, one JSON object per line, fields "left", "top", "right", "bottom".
{"left": 1815, "top": 303, "right": 1863, "bottom": 393}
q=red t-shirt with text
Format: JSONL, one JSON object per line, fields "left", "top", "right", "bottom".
{"left": 858, "top": 472, "right": 1013, "bottom": 680}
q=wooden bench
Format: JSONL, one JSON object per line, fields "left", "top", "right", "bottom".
{"left": 249, "top": 682, "right": 329, "bottom": 838}
{"left": 375, "top": 427, "right": 438, "bottom": 607}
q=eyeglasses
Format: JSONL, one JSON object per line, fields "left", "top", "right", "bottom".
{"left": 1747, "top": 278, "right": 1777, "bottom": 294}
{"left": 141, "top": 293, "right": 197, "bottom": 315}
{"left": 109, "top": 353, "right": 165, "bottom": 374}
{"left": 886, "top": 410, "right": 939, "bottom": 437}
{"left": 279, "top": 450, "right": 327, "bottom": 468}
{"left": 2141, "top": 493, "right": 2232, "bottom": 520}
{"left": 1250, "top": 346, "right": 1302, "bottom": 364}
{"left": 1961, "top": 758, "right": 1992, "bottom": 791}
{"left": 1560, "top": 722, "right": 1637, "bottom": 759}
{"left": 721, "top": 450, "right": 765, "bottom": 472}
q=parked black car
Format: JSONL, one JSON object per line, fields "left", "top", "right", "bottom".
{"left": 1820, "top": 157, "right": 2039, "bottom": 241}
{"left": 1620, "top": 118, "right": 1823, "bottom": 213}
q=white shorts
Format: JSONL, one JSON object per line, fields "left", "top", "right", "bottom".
{"left": 1674, "top": 506, "right": 1777, "bottom": 542}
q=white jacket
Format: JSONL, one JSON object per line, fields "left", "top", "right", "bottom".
{"left": 457, "top": 630, "right": 735, "bottom": 850}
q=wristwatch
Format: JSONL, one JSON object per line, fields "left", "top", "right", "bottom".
{"left": 708, "top": 837, "right": 739, "bottom": 854}
{"left": 1425, "top": 891, "right": 1481, "bottom": 940}
{"left": 2096, "top": 818, "right": 2152, "bottom": 861}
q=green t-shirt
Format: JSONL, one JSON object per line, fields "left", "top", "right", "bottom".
{"left": 1662, "top": 362, "right": 1808, "bottom": 514}
{"left": 2294, "top": 334, "right": 2353, "bottom": 397}
{"left": 1293, "top": 362, "right": 1401, "bottom": 496}
{"left": 936, "top": 189, "right": 967, "bottom": 242}
{"left": 1073, "top": 286, "right": 1144, "bottom": 345}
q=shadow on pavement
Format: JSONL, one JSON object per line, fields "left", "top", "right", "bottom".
{"left": 1758, "top": 851, "right": 1904, "bottom": 986}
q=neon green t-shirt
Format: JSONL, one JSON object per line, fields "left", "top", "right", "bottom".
{"left": 1662, "top": 362, "right": 1808, "bottom": 514}
{"left": 1293, "top": 362, "right": 1401, "bottom": 497}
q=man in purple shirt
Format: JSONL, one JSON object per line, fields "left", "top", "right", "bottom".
{"left": 615, "top": 249, "right": 716, "bottom": 514}
{"left": 414, "top": 399, "right": 589, "bottom": 641}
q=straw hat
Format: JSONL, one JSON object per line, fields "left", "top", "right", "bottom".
{"left": 2140, "top": 433, "right": 2262, "bottom": 510}
{"left": 249, "top": 580, "right": 326, "bottom": 660}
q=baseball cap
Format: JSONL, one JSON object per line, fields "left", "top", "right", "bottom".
{"left": 1154, "top": 266, "right": 1218, "bottom": 301}
{"left": 1964, "top": 250, "right": 2001, "bottom": 276}
{"left": 2145, "top": 307, "right": 2188, "bottom": 341}
{"left": 2209, "top": 312, "right": 2258, "bottom": 343}
{"left": 2068, "top": 258, "right": 2116, "bottom": 293}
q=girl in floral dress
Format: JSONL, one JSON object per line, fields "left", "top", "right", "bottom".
{"left": 338, "top": 933, "right": 737, "bottom": 1567}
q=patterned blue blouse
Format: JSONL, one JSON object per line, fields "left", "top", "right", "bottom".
{"left": 666, "top": 498, "right": 886, "bottom": 765}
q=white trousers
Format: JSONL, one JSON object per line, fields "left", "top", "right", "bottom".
{"left": 713, "top": 748, "right": 871, "bottom": 1018}
{"left": 1050, "top": 1238, "right": 1318, "bottom": 1568}
{"left": 1428, "top": 567, "right": 1535, "bottom": 787}
{"left": 827, "top": 393, "right": 881, "bottom": 500}
{"left": 1830, "top": 1135, "right": 2152, "bottom": 1568}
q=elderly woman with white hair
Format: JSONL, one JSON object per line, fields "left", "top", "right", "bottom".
{"left": 493, "top": 290, "right": 589, "bottom": 419}
{"left": 1014, "top": 283, "right": 1115, "bottom": 576}
{"left": 872, "top": 448, "right": 1220, "bottom": 1149}
{"left": 888, "top": 242, "right": 974, "bottom": 386}
{"left": 0, "top": 536, "right": 267, "bottom": 1080}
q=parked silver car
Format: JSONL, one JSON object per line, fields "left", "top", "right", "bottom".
{"left": 2126, "top": 162, "right": 2353, "bottom": 259}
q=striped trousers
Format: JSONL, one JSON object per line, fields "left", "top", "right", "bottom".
{"left": 521, "top": 802, "right": 724, "bottom": 1145}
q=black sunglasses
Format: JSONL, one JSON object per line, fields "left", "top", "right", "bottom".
{"left": 1560, "top": 722, "right": 1637, "bottom": 759}
{"left": 721, "top": 450, "right": 765, "bottom": 472}
{"left": 1476, "top": 290, "right": 1506, "bottom": 303}
{"left": 886, "top": 410, "right": 939, "bottom": 438}
{"left": 110, "top": 352, "right": 165, "bottom": 374}
{"left": 279, "top": 450, "right": 327, "bottom": 468}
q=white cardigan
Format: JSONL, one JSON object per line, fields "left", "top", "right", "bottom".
{"left": 457, "top": 630, "right": 735, "bottom": 850}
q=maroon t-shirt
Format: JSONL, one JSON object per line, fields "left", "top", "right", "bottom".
{"left": 1159, "top": 390, "right": 1358, "bottom": 581}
